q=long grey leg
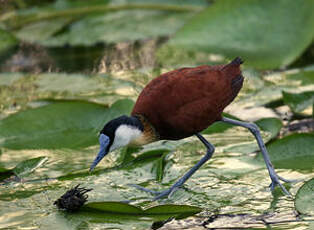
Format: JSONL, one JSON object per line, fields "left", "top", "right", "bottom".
{"left": 221, "top": 117, "right": 291, "bottom": 196}
{"left": 130, "top": 133, "right": 215, "bottom": 200}
{"left": 153, "top": 133, "right": 215, "bottom": 200}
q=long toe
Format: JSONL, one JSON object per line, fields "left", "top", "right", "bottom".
{"left": 153, "top": 189, "right": 172, "bottom": 201}
{"left": 278, "top": 176, "right": 300, "bottom": 183}
{"left": 269, "top": 178, "right": 292, "bottom": 197}
{"left": 128, "top": 184, "right": 160, "bottom": 195}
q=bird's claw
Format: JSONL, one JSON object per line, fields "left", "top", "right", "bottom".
{"left": 269, "top": 175, "right": 292, "bottom": 197}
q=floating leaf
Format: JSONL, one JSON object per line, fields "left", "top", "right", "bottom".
{"left": 295, "top": 178, "right": 314, "bottom": 215}
{"left": 83, "top": 202, "right": 143, "bottom": 214}
{"left": 7, "top": 1, "right": 203, "bottom": 46}
{"left": 82, "top": 201, "right": 201, "bottom": 217}
{"left": 256, "top": 133, "right": 314, "bottom": 170}
{"left": 165, "top": 0, "right": 314, "bottom": 69}
{"left": 144, "top": 204, "right": 201, "bottom": 216}
{"left": 0, "top": 99, "right": 133, "bottom": 149}
{"left": 255, "top": 117, "right": 282, "bottom": 140}
{"left": 13, "top": 156, "right": 48, "bottom": 177}
{"left": 282, "top": 90, "right": 314, "bottom": 113}
{"left": 15, "top": 18, "right": 72, "bottom": 43}
{"left": 42, "top": 10, "right": 195, "bottom": 46}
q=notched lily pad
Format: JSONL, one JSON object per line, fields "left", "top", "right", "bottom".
{"left": 295, "top": 178, "right": 314, "bottom": 215}
{"left": 0, "top": 99, "right": 133, "bottom": 149}
{"left": 164, "top": 0, "right": 314, "bottom": 69}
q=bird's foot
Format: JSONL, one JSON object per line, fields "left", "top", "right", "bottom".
{"left": 128, "top": 184, "right": 180, "bottom": 200}
{"left": 128, "top": 184, "right": 160, "bottom": 195}
{"left": 268, "top": 170, "right": 293, "bottom": 197}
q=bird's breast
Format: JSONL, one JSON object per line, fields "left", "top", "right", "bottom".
{"left": 128, "top": 115, "right": 159, "bottom": 146}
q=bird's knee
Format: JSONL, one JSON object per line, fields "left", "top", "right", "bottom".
{"left": 248, "top": 123, "right": 260, "bottom": 135}
{"left": 206, "top": 145, "right": 215, "bottom": 156}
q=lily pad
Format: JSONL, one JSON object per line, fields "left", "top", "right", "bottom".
{"left": 295, "top": 178, "right": 314, "bottom": 215}
{"left": 8, "top": 1, "right": 203, "bottom": 46}
{"left": 0, "top": 157, "right": 48, "bottom": 181}
{"left": 13, "top": 156, "right": 48, "bottom": 177}
{"left": 0, "top": 99, "right": 133, "bottom": 149}
{"left": 82, "top": 201, "right": 201, "bottom": 217}
{"left": 165, "top": 0, "right": 314, "bottom": 69}
{"left": 256, "top": 133, "right": 314, "bottom": 170}
{"left": 42, "top": 10, "right": 195, "bottom": 46}
{"left": 83, "top": 202, "right": 143, "bottom": 214}
{"left": 282, "top": 90, "right": 314, "bottom": 113}
{"left": 255, "top": 117, "right": 282, "bottom": 140}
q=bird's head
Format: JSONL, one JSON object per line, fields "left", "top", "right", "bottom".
{"left": 89, "top": 115, "right": 143, "bottom": 171}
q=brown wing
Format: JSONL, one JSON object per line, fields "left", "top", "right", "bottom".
{"left": 131, "top": 62, "right": 243, "bottom": 140}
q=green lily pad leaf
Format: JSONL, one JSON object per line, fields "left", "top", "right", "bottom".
{"left": 82, "top": 202, "right": 201, "bottom": 217}
{"left": 165, "top": 0, "right": 314, "bottom": 69}
{"left": 42, "top": 10, "right": 195, "bottom": 46}
{"left": 0, "top": 29, "right": 18, "bottom": 63}
{"left": 82, "top": 202, "right": 143, "bottom": 214}
{"left": 256, "top": 133, "right": 314, "bottom": 170}
{"left": 13, "top": 156, "right": 48, "bottom": 177}
{"left": 144, "top": 204, "right": 201, "bottom": 215}
{"left": 15, "top": 18, "right": 72, "bottom": 43}
{"left": 282, "top": 90, "right": 314, "bottom": 113}
{"left": 0, "top": 99, "right": 133, "bottom": 149}
{"left": 255, "top": 117, "right": 282, "bottom": 140}
{"left": 9, "top": 0, "right": 203, "bottom": 47}
{"left": 295, "top": 178, "right": 314, "bottom": 215}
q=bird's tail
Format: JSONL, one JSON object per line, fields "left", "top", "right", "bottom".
{"left": 222, "top": 57, "right": 243, "bottom": 71}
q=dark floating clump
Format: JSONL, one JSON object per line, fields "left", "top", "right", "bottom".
{"left": 54, "top": 184, "right": 92, "bottom": 212}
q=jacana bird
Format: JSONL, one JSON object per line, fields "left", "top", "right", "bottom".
{"left": 90, "top": 57, "right": 291, "bottom": 200}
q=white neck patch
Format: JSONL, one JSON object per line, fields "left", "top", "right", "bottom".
{"left": 109, "top": 124, "right": 142, "bottom": 152}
